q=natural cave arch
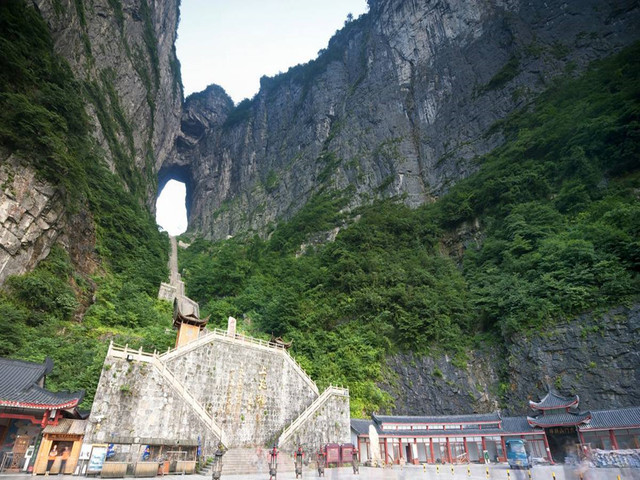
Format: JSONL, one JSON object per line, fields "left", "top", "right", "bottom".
{"left": 157, "top": 164, "right": 194, "bottom": 232}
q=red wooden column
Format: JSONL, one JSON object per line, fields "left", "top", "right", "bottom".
{"left": 609, "top": 430, "right": 619, "bottom": 450}
{"left": 429, "top": 438, "right": 435, "bottom": 464}
{"left": 384, "top": 438, "right": 389, "bottom": 465}
{"left": 481, "top": 437, "right": 487, "bottom": 463}
{"left": 463, "top": 437, "right": 469, "bottom": 460}
{"left": 543, "top": 433, "right": 554, "bottom": 464}
{"left": 500, "top": 437, "right": 507, "bottom": 462}
{"left": 446, "top": 437, "right": 452, "bottom": 464}
{"left": 398, "top": 438, "right": 403, "bottom": 463}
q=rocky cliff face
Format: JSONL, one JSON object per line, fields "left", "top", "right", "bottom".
{"left": 33, "top": 0, "right": 182, "bottom": 202}
{"left": 0, "top": 0, "right": 181, "bottom": 284}
{"left": 171, "top": 0, "right": 640, "bottom": 240}
{"left": 383, "top": 304, "right": 640, "bottom": 415}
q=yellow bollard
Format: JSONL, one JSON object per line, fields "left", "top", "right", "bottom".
{"left": 507, "top": 469, "right": 511, "bottom": 480}
{"left": 486, "top": 466, "right": 490, "bottom": 479}
{"left": 437, "top": 465, "right": 440, "bottom": 476}
{"left": 617, "top": 476, "right": 621, "bottom": 480}
{"left": 528, "top": 469, "right": 532, "bottom": 480}
{"left": 467, "top": 466, "right": 471, "bottom": 477}
{"left": 552, "top": 472, "right": 556, "bottom": 480}
{"left": 451, "top": 465, "right": 454, "bottom": 476}
{"left": 424, "top": 463, "right": 426, "bottom": 473}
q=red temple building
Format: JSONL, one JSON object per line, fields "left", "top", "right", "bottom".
{"left": 351, "top": 390, "right": 640, "bottom": 465}
{"left": 0, "top": 357, "right": 85, "bottom": 474}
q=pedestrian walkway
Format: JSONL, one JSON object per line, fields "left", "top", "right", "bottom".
{"left": 2, "top": 464, "right": 638, "bottom": 480}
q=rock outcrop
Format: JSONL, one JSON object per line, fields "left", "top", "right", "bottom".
{"left": 0, "top": 0, "right": 182, "bottom": 284}
{"left": 0, "top": 154, "right": 66, "bottom": 281}
{"left": 171, "top": 0, "right": 640, "bottom": 240}
{"left": 383, "top": 304, "right": 640, "bottom": 416}
{"left": 33, "top": 0, "right": 183, "bottom": 204}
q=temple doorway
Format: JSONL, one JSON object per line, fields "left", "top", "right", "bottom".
{"left": 545, "top": 426, "right": 580, "bottom": 463}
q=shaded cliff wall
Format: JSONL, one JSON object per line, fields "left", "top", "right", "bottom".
{"left": 384, "top": 304, "right": 640, "bottom": 416}
{"left": 172, "top": 0, "right": 640, "bottom": 240}
{"left": 0, "top": 0, "right": 181, "bottom": 284}
{"left": 33, "top": 0, "right": 183, "bottom": 199}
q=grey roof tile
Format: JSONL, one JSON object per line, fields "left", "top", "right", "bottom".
{"left": 527, "top": 412, "right": 591, "bottom": 427}
{"left": 0, "top": 357, "right": 83, "bottom": 409}
{"left": 372, "top": 412, "right": 501, "bottom": 425}
{"left": 583, "top": 407, "right": 640, "bottom": 429}
{"left": 529, "top": 390, "right": 579, "bottom": 410}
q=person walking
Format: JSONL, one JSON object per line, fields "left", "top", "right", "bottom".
{"left": 58, "top": 447, "right": 70, "bottom": 475}
{"left": 45, "top": 445, "right": 58, "bottom": 475}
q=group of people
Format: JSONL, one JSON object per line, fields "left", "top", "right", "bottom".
{"left": 45, "top": 445, "right": 70, "bottom": 475}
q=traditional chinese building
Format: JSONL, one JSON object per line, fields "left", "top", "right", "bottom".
{"left": 0, "top": 357, "right": 85, "bottom": 474}
{"left": 527, "top": 391, "right": 640, "bottom": 461}
{"left": 351, "top": 390, "right": 640, "bottom": 465}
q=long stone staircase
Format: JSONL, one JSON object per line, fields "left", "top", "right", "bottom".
{"left": 221, "top": 447, "right": 295, "bottom": 475}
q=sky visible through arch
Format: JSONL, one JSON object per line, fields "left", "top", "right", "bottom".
{"left": 156, "top": 0, "right": 369, "bottom": 235}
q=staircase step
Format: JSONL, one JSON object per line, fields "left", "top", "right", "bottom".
{"left": 220, "top": 448, "right": 296, "bottom": 474}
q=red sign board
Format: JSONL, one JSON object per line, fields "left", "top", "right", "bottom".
{"left": 325, "top": 444, "right": 340, "bottom": 464}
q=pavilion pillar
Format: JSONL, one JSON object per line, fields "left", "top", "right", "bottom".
{"left": 399, "top": 437, "right": 403, "bottom": 462}
{"left": 609, "top": 430, "right": 619, "bottom": 450}
{"left": 543, "top": 433, "right": 554, "bottom": 464}
{"left": 384, "top": 438, "right": 389, "bottom": 465}
{"left": 429, "top": 438, "right": 435, "bottom": 464}
{"left": 463, "top": 437, "right": 469, "bottom": 460}
{"left": 481, "top": 437, "right": 487, "bottom": 463}
{"left": 446, "top": 437, "right": 452, "bottom": 464}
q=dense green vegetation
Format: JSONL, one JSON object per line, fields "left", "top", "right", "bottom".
{"left": 0, "top": 1, "right": 172, "bottom": 408}
{"left": 179, "top": 43, "right": 640, "bottom": 417}
{"left": 0, "top": 0, "right": 638, "bottom": 418}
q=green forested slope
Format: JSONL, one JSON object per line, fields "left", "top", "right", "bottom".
{"left": 178, "top": 43, "right": 640, "bottom": 417}
{"left": 0, "top": 2, "right": 174, "bottom": 407}
{"left": 0, "top": 0, "right": 638, "bottom": 415}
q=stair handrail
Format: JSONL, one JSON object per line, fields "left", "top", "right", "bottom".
{"left": 278, "top": 385, "right": 349, "bottom": 447}
{"left": 107, "top": 341, "right": 224, "bottom": 442}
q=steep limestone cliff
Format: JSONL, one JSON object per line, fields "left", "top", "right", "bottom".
{"left": 0, "top": 0, "right": 181, "bottom": 284}
{"left": 33, "top": 0, "right": 182, "bottom": 202}
{"left": 172, "top": 0, "right": 640, "bottom": 240}
{"left": 384, "top": 304, "right": 640, "bottom": 415}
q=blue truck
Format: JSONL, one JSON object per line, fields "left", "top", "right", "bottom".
{"left": 505, "top": 439, "right": 532, "bottom": 469}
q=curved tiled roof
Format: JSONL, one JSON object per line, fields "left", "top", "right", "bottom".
{"left": 582, "top": 407, "right": 640, "bottom": 430}
{"left": 372, "top": 412, "right": 501, "bottom": 425}
{"left": 527, "top": 412, "right": 591, "bottom": 428}
{"left": 350, "top": 419, "right": 374, "bottom": 435}
{"left": 501, "top": 416, "right": 539, "bottom": 433}
{"left": 529, "top": 391, "right": 579, "bottom": 410}
{"left": 0, "top": 357, "right": 83, "bottom": 409}
{"left": 0, "top": 357, "right": 52, "bottom": 392}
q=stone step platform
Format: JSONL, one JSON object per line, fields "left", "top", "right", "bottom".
{"left": 221, "top": 447, "right": 296, "bottom": 475}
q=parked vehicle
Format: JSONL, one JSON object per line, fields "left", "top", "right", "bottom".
{"left": 505, "top": 439, "right": 532, "bottom": 469}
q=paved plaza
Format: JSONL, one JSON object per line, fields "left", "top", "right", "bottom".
{"left": 2, "top": 464, "right": 639, "bottom": 480}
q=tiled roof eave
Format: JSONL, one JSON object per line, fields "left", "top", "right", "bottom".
{"left": 527, "top": 413, "right": 591, "bottom": 428}
{"left": 0, "top": 398, "right": 80, "bottom": 410}
{"left": 529, "top": 393, "right": 579, "bottom": 410}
